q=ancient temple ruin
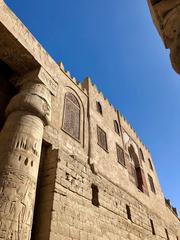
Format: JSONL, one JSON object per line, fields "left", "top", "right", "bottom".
{"left": 0, "top": 1, "right": 179, "bottom": 239}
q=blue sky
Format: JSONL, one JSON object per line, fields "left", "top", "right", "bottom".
{"left": 5, "top": 0, "right": 180, "bottom": 214}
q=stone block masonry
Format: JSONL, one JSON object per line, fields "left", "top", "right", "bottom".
{"left": 0, "top": 1, "right": 179, "bottom": 239}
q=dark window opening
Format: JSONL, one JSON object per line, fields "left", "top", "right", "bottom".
{"left": 150, "top": 219, "right": 156, "bottom": 235}
{"left": 114, "top": 120, "right": 120, "bottom": 134}
{"left": 96, "top": 101, "right": 102, "bottom": 115}
{"left": 97, "top": 126, "right": 108, "bottom": 152}
{"left": 148, "top": 174, "right": 156, "bottom": 193}
{"left": 91, "top": 184, "right": 100, "bottom": 207}
{"left": 62, "top": 92, "right": 81, "bottom": 141}
{"left": 116, "top": 144, "right": 125, "bottom": 166}
{"left": 139, "top": 148, "right": 145, "bottom": 162}
{"left": 177, "top": 237, "right": 179, "bottom": 240}
{"left": 148, "top": 158, "right": 154, "bottom": 171}
{"left": 126, "top": 205, "right": 132, "bottom": 221}
{"left": 165, "top": 229, "right": 170, "bottom": 240}
{"left": 128, "top": 145, "right": 148, "bottom": 194}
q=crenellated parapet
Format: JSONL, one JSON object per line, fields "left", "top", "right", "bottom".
{"left": 58, "top": 62, "right": 88, "bottom": 95}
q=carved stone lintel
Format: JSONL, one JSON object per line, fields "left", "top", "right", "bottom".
{"left": 13, "top": 67, "right": 58, "bottom": 97}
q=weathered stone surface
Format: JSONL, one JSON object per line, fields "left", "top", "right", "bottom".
{"left": 0, "top": 1, "right": 179, "bottom": 240}
{"left": 148, "top": 0, "right": 180, "bottom": 73}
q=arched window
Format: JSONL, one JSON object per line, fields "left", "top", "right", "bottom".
{"left": 128, "top": 145, "right": 148, "bottom": 194}
{"left": 114, "top": 120, "right": 120, "bottom": 134}
{"left": 139, "top": 148, "right": 145, "bottom": 162}
{"left": 62, "top": 92, "right": 81, "bottom": 141}
{"left": 96, "top": 101, "right": 102, "bottom": 115}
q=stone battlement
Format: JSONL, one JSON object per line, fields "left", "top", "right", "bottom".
{"left": 0, "top": 1, "right": 179, "bottom": 240}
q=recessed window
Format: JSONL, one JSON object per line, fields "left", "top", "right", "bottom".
{"left": 128, "top": 145, "right": 149, "bottom": 194}
{"left": 116, "top": 144, "right": 125, "bottom": 166}
{"left": 91, "top": 184, "right": 100, "bottom": 207}
{"left": 165, "top": 229, "right": 170, "bottom": 240}
{"left": 126, "top": 205, "right": 132, "bottom": 221}
{"left": 114, "top": 120, "right": 120, "bottom": 135}
{"left": 139, "top": 148, "right": 145, "bottom": 162}
{"left": 148, "top": 158, "right": 154, "bottom": 171}
{"left": 177, "top": 237, "right": 179, "bottom": 240}
{"left": 62, "top": 92, "right": 81, "bottom": 141}
{"left": 148, "top": 174, "right": 156, "bottom": 193}
{"left": 150, "top": 219, "right": 156, "bottom": 235}
{"left": 96, "top": 101, "right": 102, "bottom": 115}
{"left": 97, "top": 126, "right": 108, "bottom": 152}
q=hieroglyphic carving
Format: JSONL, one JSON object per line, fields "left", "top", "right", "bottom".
{"left": 0, "top": 70, "right": 51, "bottom": 239}
{"left": 10, "top": 133, "right": 42, "bottom": 157}
{"left": 0, "top": 171, "right": 35, "bottom": 240}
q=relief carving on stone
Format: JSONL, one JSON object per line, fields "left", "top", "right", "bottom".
{"left": 0, "top": 171, "right": 35, "bottom": 240}
{"left": 0, "top": 69, "right": 51, "bottom": 239}
{"left": 6, "top": 82, "right": 52, "bottom": 125}
{"left": 10, "top": 133, "right": 42, "bottom": 157}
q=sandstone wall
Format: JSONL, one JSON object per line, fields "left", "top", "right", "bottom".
{"left": 0, "top": 1, "right": 179, "bottom": 239}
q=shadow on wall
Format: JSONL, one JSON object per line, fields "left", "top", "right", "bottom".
{"left": 0, "top": 60, "right": 17, "bottom": 130}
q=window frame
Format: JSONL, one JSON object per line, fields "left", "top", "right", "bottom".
{"left": 148, "top": 158, "right": 154, "bottom": 171}
{"left": 139, "top": 148, "right": 145, "bottom": 162}
{"left": 165, "top": 228, "right": 170, "bottom": 240}
{"left": 116, "top": 144, "right": 125, "bottom": 167}
{"left": 150, "top": 219, "right": 156, "bottom": 235}
{"left": 96, "top": 101, "right": 103, "bottom": 115}
{"left": 148, "top": 174, "right": 156, "bottom": 193}
{"left": 91, "top": 184, "right": 100, "bottom": 207}
{"left": 126, "top": 204, "right": 132, "bottom": 222}
{"left": 97, "top": 126, "right": 108, "bottom": 152}
{"left": 114, "top": 120, "right": 120, "bottom": 135}
{"left": 62, "top": 92, "right": 81, "bottom": 142}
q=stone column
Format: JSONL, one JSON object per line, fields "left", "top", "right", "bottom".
{"left": 148, "top": 0, "right": 180, "bottom": 73}
{"left": 0, "top": 69, "right": 51, "bottom": 240}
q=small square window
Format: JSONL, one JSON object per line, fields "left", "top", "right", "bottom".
{"left": 150, "top": 219, "right": 156, "bottom": 235}
{"left": 91, "top": 184, "right": 100, "bottom": 207}
{"left": 97, "top": 126, "right": 108, "bottom": 152}
{"left": 126, "top": 205, "right": 132, "bottom": 221}
{"left": 96, "top": 101, "right": 102, "bottom": 115}
{"left": 165, "top": 229, "right": 170, "bottom": 240}
{"left": 114, "top": 120, "right": 120, "bottom": 135}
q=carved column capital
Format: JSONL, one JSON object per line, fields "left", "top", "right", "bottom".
{"left": 148, "top": 0, "right": 180, "bottom": 73}
{"left": 6, "top": 67, "right": 56, "bottom": 125}
{"left": 0, "top": 67, "right": 57, "bottom": 239}
{"left": 6, "top": 82, "right": 51, "bottom": 125}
